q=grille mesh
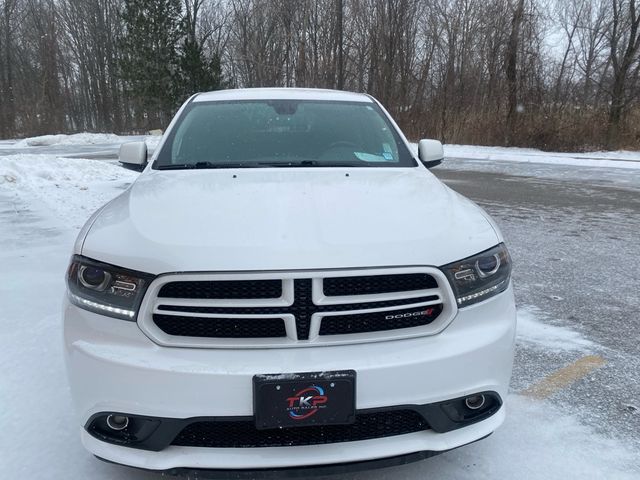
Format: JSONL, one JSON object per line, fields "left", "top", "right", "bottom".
{"left": 153, "top": 314, "right": 287, "bottom": 338}
{"left": 172, "top": 410, "right": 429, "bottom": 448}
{"left": 158, "top": 280, "right": 282, "bottom": 299}
{"left": 319, "top": 304, "right": 443, "bottom": 336}
{"left": 323, "top": 274, "right": 438, "bottom": 296}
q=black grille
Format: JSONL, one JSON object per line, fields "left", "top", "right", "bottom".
{"left": 319, "top": 304, "right": 443, "bottom": 336}
{"left": 291, "top": 279, "right": 313, "bottom": 340}
{"left": 154, "top": 277, "right": 443, "bottom": 340}
{"left": 158, "top": 280, "right": 282, "bottom": 299}
{"left": 153, "top": 314, "right": 287, "bottom": 338}
{"left": 172, "top": 410, "right": 428, "bottom": 448}
{"left": 323, "top": 274, "right": 438, "bottom": 296}
{"left": 155, "top": 290, "right": 441, "bottom": 339}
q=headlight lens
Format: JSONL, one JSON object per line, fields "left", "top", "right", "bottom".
{"left": 440, "top": 244, "right": 512, "bottom": 307}
{"left": 66, "top": 256, "right": 154, "bottom": 320}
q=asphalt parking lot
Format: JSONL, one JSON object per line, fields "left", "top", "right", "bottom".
{"left": 434, "top": 163, "right": 640, "bottom": 450}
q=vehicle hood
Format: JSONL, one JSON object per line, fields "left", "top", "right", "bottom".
{"left": 81, "top": 168, "right": 500, "bottom": 274}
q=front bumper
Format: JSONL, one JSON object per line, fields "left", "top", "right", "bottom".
{"left": 96, "top": 448, "right": 451, "bottom": 478}
{"left": 64, "top": 285, "right": 516, "bottom": 470}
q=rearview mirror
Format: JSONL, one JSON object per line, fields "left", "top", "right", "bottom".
{"left": 418, "top": 139, "right": 444, "bottom": 168}
{"left": 119, "top": 142, "right": 147, "bottom": 172}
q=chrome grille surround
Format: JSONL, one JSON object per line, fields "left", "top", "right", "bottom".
{"left": 137, "top": 267, "right": 457, "bottom": 348}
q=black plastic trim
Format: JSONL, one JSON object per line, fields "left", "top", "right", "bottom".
{"left": 85, "top": 391, "right": 502, "bottom": 452}
{"left": 119, "top": 161, "right": 146, "bottom": 172}
{"left": 421, "top": 158, "right": 443, "bottom": 169}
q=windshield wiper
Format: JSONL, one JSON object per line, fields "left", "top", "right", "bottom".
{"left": 158, "top": 160, "right": 374, "bottom": 170}
{"left": 257, "top": 160, "right": 318, "bottom": 167}
{"left": 257, "top": 160, "right": 370, "bottom": 168}
{"left": 157, "top": 162, "right": 260, "bottom": 170}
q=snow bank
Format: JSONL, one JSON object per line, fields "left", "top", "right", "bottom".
{"left": 410, "top": 143, "right": 640, "bottom": 170}
{"left": 143, "top": 134, "right": 162, "bottom": 151}
{"left": 0, "top": 154, "right": 138, "bottom": 227}
{"left": 10, "top": 132, "right": 163, "bottom": 153}
{"left": 13, "top": 132, "right": 123, "bottom": 147}
{"left": 516, "top": 305, "right": 594, "bottom": 352}
{"left": 445, "top": 144, "right": 640, "bottom": 169}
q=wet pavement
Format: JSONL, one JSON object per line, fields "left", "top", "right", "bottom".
{"left": 434, "top": 162, "right": 640, "bottom": 450}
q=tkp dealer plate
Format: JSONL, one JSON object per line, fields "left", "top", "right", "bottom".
{"left": 253, "top": 370, "right": 356, "bottom": 430}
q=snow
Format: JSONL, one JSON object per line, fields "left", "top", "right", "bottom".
{"left": 444, "top": 144, "right": 640, "bottom": 169}
{"left": 516, "top": 305, "right": 594, "bottom": 352}
{"left": 12, "top": 132, "right": 124, "bottom": 147}
{"left": 0, "top": 154, "right": 137, "bottom": 227}
{"left": 7, "top": 132, "right": 163, "bottom": 153}
{"left": 143, "top": 134, "right": 162, "bottom": 151}
{"left": 1, "top": 151, "right": 639, "bottom": 479}
{"left": 410, "top": 143, "right": 640, "bottom": 170}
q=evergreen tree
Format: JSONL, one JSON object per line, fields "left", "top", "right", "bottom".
{"left": 119, "top": 0, "right": 184, "bottom": 127}
{"left": 175, "top": 38, "right": 224, "bottom": 102}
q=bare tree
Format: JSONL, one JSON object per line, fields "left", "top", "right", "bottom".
{"left": 0, "top": 0, "right": 23, "bottom": 137}
{"left": 606, "top": 0, "right": 640, "bottom": 147}
{"left": 0, "top": 0, "right": 639, "bottom": 150}
{"left": 505, "top": 0, "right": 526, "bottom": 144}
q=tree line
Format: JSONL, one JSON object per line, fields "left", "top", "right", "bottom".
{"left": 1, "top": 0, "right": 639, "bottom": 150}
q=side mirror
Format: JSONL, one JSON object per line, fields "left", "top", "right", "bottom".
{"left": 119, "top": 141, "right": 147, "bottom": 172}
{"left": 418, "top": 139, "right": 444, "bottom": 168}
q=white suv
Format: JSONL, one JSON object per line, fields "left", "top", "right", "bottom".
{"left": 63, "top": 88, "right": 515, "bottom": 475}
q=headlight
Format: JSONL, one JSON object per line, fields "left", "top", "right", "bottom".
{"left": 440, "top": 244, "right": 512, "bottom": 308}
{"left": 66, "top": 256, "right": 154, "bottom": 320}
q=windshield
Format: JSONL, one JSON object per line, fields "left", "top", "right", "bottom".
{"left": 153, "top": 100, "right": 416, "bottom": 169}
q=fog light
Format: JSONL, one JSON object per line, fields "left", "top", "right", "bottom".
{"left": 106, "top": 414, "right": 129, "bottom": 431}
{"left": 465, "top": 394, "right": 486, "bottom": 410}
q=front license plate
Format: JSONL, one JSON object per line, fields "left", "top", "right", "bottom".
{"left": 253, "top": 370, "right": 356, "bottom": 430}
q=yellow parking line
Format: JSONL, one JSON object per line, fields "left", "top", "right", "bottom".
{"left": 522, "top": 355, "right": 606, "bottom": 400}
